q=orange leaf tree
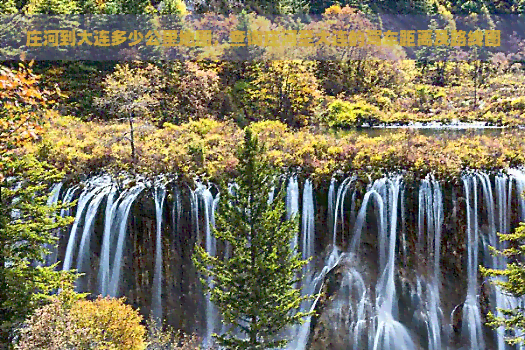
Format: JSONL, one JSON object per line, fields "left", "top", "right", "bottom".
{"left": 0, "top": 61, "right": 52, "bottom": 157}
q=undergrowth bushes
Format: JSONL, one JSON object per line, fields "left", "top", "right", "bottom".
{"left": 25, "top": 116, "right": 525, "bottom": 183}
{"left": 15, "top": 288, "right": 201, "bottom": 350}
{"left": 16, "top": 289, "right": 146, "bottom": 350}
{"left": 79, "top": 54, "right": 525, "bottom": 130}
{"left": 324, "top": 100, "right": 383, "bottom": 128}
{"left": 486, "top": 96, "right": 525, "bottom": 114}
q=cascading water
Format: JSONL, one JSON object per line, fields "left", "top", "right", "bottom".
{"left": 368, "top": 176, "right": 415, "bottom": 350}
{"left": 302, "top": 179, "right": 315, "bottom": 264}
{"left": 295, "top": 175, "right": 414, "bottom": 350}
{"left": 289, "top": 247, "right": 344, "bottom": 350}
{"left": 288, "top": 178, "right": 318, "bottom": 350}
{"left": 287, "top": 175, "right": 300, "bottom": 253}
{"left": 462, "top": 174, "right": 485, "bottom": 350}
{"left": 152, "top": 183, "right": 167, "bottom": 324}
{"left": 44, "top": 185, "right": 79, "bottom": 267}
{"left": 47, "top": 169, "right": 525, "bottom": 350}
{"left": 194, "top": 182, "right": 220, "bottom": 348}
{"left": 416, "top": 176, "right": 443, "bottom": 350}
{"left": 62, "top": 183, "right": 102, "bottom": 272}
{"left": 108, "top": 183, "right": 146, "bottom": 297}
{"left": 98, "top": 185, "right": 117, "bottom": 296}
{"left": 489, "top": 171, "right": 525, "bottom": 350}
{"left": 43, "top": 182, "right": 63, "bottom": 267}
{"left": 75, "top": 184, "right": 112, "bottom": 290}
{"left": 332, "top": 176, "right": 356, "bottom": 248}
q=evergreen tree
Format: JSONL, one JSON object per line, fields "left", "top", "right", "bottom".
{"left": 481, "top": 222, "right": 525, "bottom": 345}
{"left": 193, "top": 128, "right": 312, "bottom": 350}
{"left": 0, "top": 156, "right": 76, "bottom": 345}
{"left": 0, "top": 63, "right": 75, "bottom": 346}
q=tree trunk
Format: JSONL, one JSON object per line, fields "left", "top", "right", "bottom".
{"left": 129, "top": 112, "right": 136, "bottom": 161}
{"left": 473, "top": 61, "right": 478, "bottom": 110}
{"left": 0, "top": 182, "right": 8, "bottom": 347}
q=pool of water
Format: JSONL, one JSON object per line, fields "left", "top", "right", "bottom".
{"left": 315, "top": 121, "right": 514, "bottom": 138}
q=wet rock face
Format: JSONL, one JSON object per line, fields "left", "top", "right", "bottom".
{"left": 304, "top": 243, "right": 492, "bottom": 350}
{"left": 307, "top": 264, "right": 348, "bottom": 350}
{"left": 307, "top": 255, "right": 373, "bottom": 350}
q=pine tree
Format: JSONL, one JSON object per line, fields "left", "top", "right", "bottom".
{"left": 192, "top": 127, "right": 312, "bottom": 350}
{"left": 481, "top": 222, "right": 525, "bottom": 345}
{"left": 0, "top": 63, "right": 75, "bottom": 346}
{"left": 0, "top": 156, "right": 76, "bottom": 345}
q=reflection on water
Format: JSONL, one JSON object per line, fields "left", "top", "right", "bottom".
{"left": 316, "top": 122, "right": 513, "bottom": 138}
{"left": 352, "top": 127, "right": 507, "bottom": 138}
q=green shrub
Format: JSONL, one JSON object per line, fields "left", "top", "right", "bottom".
{"left": 325, "top": 100, "right": 382, "bottom": 128}
{"left": 25, "top": 0, "right": 80, "bottom": 14}
{"left": 511, "top": 97, "right": 525, "bottom": 111}
{"left": 316, "top": 60, "right": 412, "bottom": 96}
{"left": 411, "top": 85, "right": 447, "bottom": 113}
{"left": 487, "top": 97, "right": 525, "bottom": 114}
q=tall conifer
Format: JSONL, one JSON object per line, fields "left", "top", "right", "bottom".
{"left": 193, "top": 127, "right": 312, "bottom": 349}
{"left": 481, "top": 222, "right": 525, "bottom": 345}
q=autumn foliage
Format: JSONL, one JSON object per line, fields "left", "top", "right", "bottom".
{"left": 0, "top": 62, "right": 62, "bottom": 181}
{"left": 16, "top": 290, "right": 146, "bottom": 350}
{"left": 0, "top": 62, "right": 55, "bottom": 152}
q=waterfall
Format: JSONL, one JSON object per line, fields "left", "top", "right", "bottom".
{"left": 332, "top": 176, "right": 355, "bottom": 248}
{"left": 462, "top": 174, "right": 485, "bottom": 350}
{"left": 63, "top": 181, "right": 105, "bottom": 271}
{"left": 510, "top": 169, "right": 525, "bottom": 219}
{"left": 288, "top": 179, "right": 316, "bottom": 349}
{"left": 290, "top": 248, "right": 344, "bottom": 350}
{"left": 492, "top": 173, "right": 511, "bottom": 350}
{"left": 328, "top": 177, "right": 336, "bottom": 241}
{"left": 196, "top": 182, "right": 219, "bottom": 348}
{"left": 75, "top": 185, "right": 112, "bottom": 290}
{"left": 300, "top": 179, "right": 315, "bottom": 307}
{"left": 45, "top": 185, "right": 79, "bottom": 268}
{"left": 341, "top": 263, "right": 370, "bottom": 350}
{"left": 288, "top": 175, "right": 348, "bottom": 350}
{"left": 108, "top": 183, "right": 146, "bottom": 297}
{"left": 302, "top": 179, "right": 315, "bottom": 265}
{"left": 417, "top": 176, "right": 443, "bottom": 350}
{"left": 172, "top": 187, "right": 182, "bottom": 255}
{"left": 43, "top": 182, "right": 63, "bottom": 267}
{"left": 491, "top": 171, "right": 525, "bottom": 350}
{"left": 369, "top": 176, "right": 415, "bottom": 350}
{"left": 294, "top": 175, "right": 414, "bottom": 350}
{"left": 350, "top": 186, "right": 384, "bottom": 255}
{"left": 98, "top": 186, "right": 117, "bottom": 296}
{"left": 152, "top": 183, "right": 167, "bottom": 324}
{"left": 286, "top": 175, "right": 300, "bottom": 253}
{"left": 49, "top": 169, "right": 525, "bottom": 350}
{"left": 47, "top": 183, "right": 63, "bottom": 208}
